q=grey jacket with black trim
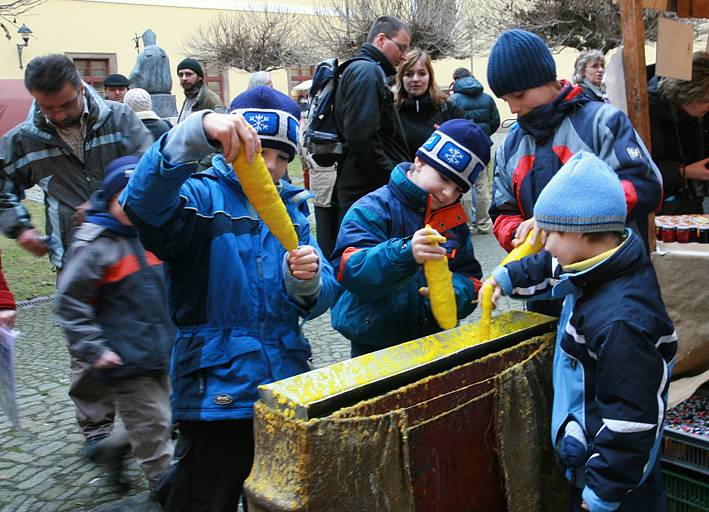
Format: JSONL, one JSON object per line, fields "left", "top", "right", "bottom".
{"left": 0, "top": 84, "right": 151, "bottom": 268}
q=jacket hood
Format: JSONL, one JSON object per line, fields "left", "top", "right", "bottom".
{"left": 453, "top": 76, "right": 484, "bottom": 96}
{"left": 358, "top": 43, "right": 397, "bottom": 78}
{"left": 518, "top": 81, "right": 590, "bottom": 142}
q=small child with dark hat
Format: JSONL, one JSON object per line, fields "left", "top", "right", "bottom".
{"left": 120, "top": 86, "right": 339, "bottom": 511}
{"left": 332, "top": 119, "right": 488, "bottom": 355}
{"left": 481, "top": 151, "right": 676, "bottom": 512}
{"left": 56, "top": 156, "right": 174, "bottom": 491}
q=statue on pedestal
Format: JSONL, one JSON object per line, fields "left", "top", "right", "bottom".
{"left": 129, "top": 29, "right": 172, "bottom": 93}
{"left": 129, "top": 29, "right": 177, "bottom": 118}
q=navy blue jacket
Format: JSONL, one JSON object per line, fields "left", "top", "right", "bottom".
{"left": 450, "top": 76, "right": 500, "bottom": 137}
{"left": 493, "top": 230, "right": 676, "bottom": 511}
{"left": 121, "top": 113, "right": 339, "bottom": 421}
{"left": 331, "top": 163, "right": 482, "bottom": 348}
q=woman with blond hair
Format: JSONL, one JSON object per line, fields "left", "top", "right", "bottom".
{"left": 573, "top": 50, "right": 607, "bottom": 102}
{"left": 649, "top": 51, "right": 709, "bottom": 213}
{"left": 395, "top": 49, "right": 463, "bottom": 161}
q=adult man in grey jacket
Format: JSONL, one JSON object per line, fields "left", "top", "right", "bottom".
{"left": 0, "top": 54, "right": 151, "bottom": 448}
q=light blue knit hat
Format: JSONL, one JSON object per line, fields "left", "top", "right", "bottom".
{"left": 534, "top": 152, "right": 627, "bottom": 233}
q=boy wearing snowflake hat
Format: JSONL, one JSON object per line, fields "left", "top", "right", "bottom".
{"left": 331, "top": 119, "right": 488, "bottom": 355}
{"left": 120, "top": 86, "right": 339, "bottom": 511}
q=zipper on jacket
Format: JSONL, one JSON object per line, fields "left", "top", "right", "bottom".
{"left": 199, "top": 370, "right": 205, "bottom": 395}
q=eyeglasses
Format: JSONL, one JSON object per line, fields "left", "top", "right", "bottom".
{"left": 37, "top": 88, "right": 83, "bottom": 115}
{"left": 385, "top": 35, "right": 409, "bottom": 54}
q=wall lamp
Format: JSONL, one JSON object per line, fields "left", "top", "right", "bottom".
{"left": 17, "top": 24, "right": 32, "bottom": 69}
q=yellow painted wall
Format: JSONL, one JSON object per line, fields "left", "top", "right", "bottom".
{"left": 1, "top": 0, "right": 299, "bottom": 105}
{"left": 1, "top": 0, "right": 680, "bottom": 121}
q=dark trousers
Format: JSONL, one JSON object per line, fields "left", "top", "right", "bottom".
{"left": 569, "top": 462, "right": 667, "bottom": 512}
{"left": 156, "top": 419, "right": 254, "bottom": 512}
{"left": 314, "top": 205, "right": 341, "bottom": 261}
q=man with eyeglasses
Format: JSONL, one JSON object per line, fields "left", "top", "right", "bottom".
{"left": 0, "top": 54, "right": 151, "bottom": 452}
{"left": 332, "top": 15, "right": 411, "bottom": 231}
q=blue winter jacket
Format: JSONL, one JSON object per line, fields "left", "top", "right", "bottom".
{"left": 450, "top": 76, "right": 500, "bottom": 137}
{"left": 493, "top": 229, "right": 676, "bottom": 512}
{"left": 490, "top": 83, "right": 663, "bottom": 253}
{"left": 121, "top": 113, "right": 339, "bottom": 422}
{"left": 331, "top": 163, "right": 483, "bottom": 348}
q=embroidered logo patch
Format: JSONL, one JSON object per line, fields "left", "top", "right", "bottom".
{"left": 244, "top": 111, "right": 279, "bottom": 136}
{"left": 437, "top": 142, "right": 472, "bottom": 172}
{"left": 213, "top": 394, "right": 234, "bottom": 406}
{"left": 626, "top": 146, "right": 642, "bottom": 160}
{"left": 422, "top": 133, "right": 441, "bottom": 151}
{"left": 288, "top": 117, "right": 299, "bottom": 145}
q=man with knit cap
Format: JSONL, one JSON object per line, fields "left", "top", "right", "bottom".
{"left": 332, "top": 119, "right": 486, "bottom": 355}
{"left": 333, "top": 15, "right": 411, "bottom": 220}
{"left": 176, "top": 57, "right": 224, "bottom": 123}
{"left": 123, "top": 87, "right": 170, "bottom": 140}
{"left": 486, "top": 30, "right": 662, "bottom": 279}
{"left": 482, "top": 151, "right": 676, "bottom": 512}
{"left": 121, "top": 86, "right": 339, "bottom": 511}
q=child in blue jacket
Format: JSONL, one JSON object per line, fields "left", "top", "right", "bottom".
{"left": 121, "top": 87, "right": 339, "bottom": 511}
{"left": 483, "top": 152, "right": 676, "bottom": 512}
{"left": 332, "top": 119, "right": 488, "bottom": 355}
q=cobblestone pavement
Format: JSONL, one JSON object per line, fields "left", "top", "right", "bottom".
{"left": 0, "top": 231, "right": 514, "bottom": 511}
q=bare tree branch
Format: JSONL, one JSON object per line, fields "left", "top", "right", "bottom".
{"left": 312, "top": 0, "right": 476, "bottom": 59}
{"left": 183, "top": 4, "right": 320, "bottom": 72}
{"left": 0, "top": 0, "right": 45, "bottom": 17}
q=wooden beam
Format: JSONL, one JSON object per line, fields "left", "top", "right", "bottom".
{"left": 619, "top": 0, "right": 656, "bottom": 250}
{"left": 620, "top": 0, "right": 652, "bottom": 149}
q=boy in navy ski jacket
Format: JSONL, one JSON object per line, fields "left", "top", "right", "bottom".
{"left": 121, "top": 87, "right": 339, "bottom": 511}
{"left": 482, "top": 152, "right": 676, "bottom": 512}
{"left": 332, "top": 119, "right": 488, "bottom": 356}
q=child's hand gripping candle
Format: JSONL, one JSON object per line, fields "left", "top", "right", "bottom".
{"left": 421, "top": 224, "right": 457, "bottom": 330}
{"left": 233, "top": 146, "right": 299, "bottom": 251}
{"left": 479, "top": 229, "right": 544, "bottom": 339}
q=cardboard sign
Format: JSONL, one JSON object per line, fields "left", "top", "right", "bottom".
{"left": 656, "top": 17, "right": 693, "bottom": 81}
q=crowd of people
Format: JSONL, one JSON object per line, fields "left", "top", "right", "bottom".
{"left": 0, "top": 12, "right": 706, "bottom": 512}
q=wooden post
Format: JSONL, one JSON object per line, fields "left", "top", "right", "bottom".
{"left": 619, "top": 0, "right": 656, "bottom": 250}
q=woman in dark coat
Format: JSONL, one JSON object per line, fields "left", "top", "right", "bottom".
{"left": 395, "top": 49, "right": 463, "bottom": 161}
{"left": 649, "top": 52, "right": 709, "bottom": 213}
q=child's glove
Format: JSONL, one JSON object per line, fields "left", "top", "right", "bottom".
{"left": 559, "top": 420, "right": 589, "bottom": 468}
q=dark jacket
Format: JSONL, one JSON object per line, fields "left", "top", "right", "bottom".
{"left": 137, "top": 111, "right": 170, "bottom": 140}
{"left": 398, "top": 95, "right": 463, "bottom": 161}
{"left": 450, "top": 76, "right": 500, "bottom": 137}
{"left": 491, "top": 83, "right": 663, "bottom": 252}
{"left": 332, "top": 163, "right": 482, "bottom": 348}
{"left": 178, "top": 82, "right": 225, "bottom": 121}
{"left": 334, "top": 43, "right": 410, "bottom": 209}
{"left": 648, "top": 79, "right": 709, "bottom": 206}
{"left": 493, "top": 229, "right": 676, "bottom": 511}
{"left": 56, "top": 221, "right": 174, "bottom": 383}
{"left": 0, "top": 84, "right": 152, "bottom": 268}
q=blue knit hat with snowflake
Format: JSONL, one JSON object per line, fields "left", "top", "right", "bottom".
{"left": 229, "top": 86, "right": 300, "bottom": 161}
{"left": 534, "top": 151, "right": 627, "bottom": 233}
{"left": 415, "top": 119, "right": 491, "bottom": 193}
